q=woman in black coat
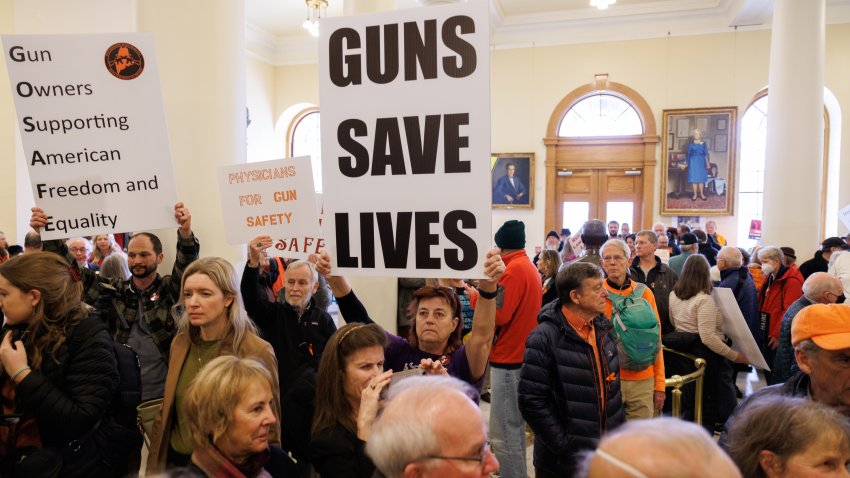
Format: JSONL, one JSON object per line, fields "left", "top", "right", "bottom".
{"left": 0, "top": 252, "right": 126, "bottom": 477}
{"left": 537, "top": 250, "right": 561, "bottom": 306}
{"left": 310, "top": 323, "right": 391, "bottom": 478}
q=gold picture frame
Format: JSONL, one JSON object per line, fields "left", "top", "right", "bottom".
{"left": 491, "top": 153, "right": 534, "bottom": 210}
{"left": 661, "top": 107, "right": 737, "bottom": 216}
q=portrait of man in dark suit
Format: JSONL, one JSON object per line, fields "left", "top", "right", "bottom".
{"left": 492, "top": 155, "right": 533, "bottom": 208}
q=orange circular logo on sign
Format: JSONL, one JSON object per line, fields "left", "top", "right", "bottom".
{"left": 104, "top": 42, "right": 145, "bottom": 80}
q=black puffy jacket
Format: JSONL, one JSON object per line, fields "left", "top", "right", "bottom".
{"left": 13, "top": 312, "right": 133, "bottom": 477}
{"left": 518, "top": 300, "right": 625, "bottom": 476}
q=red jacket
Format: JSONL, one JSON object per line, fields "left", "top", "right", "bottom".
{"left": 490, "top": 250, "right": 543, "bottom": 365}
{"left": 759, "top": 265, "right": 804, "bottom": 340}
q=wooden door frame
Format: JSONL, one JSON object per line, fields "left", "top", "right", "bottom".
{"left": 543, "top": 79, "right": 659, "bottom": 236}
{"left": 556, "top": 169, "right": 643, "bottom": 231}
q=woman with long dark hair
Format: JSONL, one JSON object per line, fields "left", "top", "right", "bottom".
{"left": 537, "top": 249, "right": 561, "bottom": 306}
{"left": 668, "top": 254, "right": 749, "bottom": 430}
{"left": 0, "top": 253, "right": 134, "bottom": 477}
{"left": 311, "top": 323, "right": 389, "bottom": 478}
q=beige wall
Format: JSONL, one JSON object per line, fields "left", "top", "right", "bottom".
{"left": 247, "top": 56, "right": 276, "bottom": 163}
{"left": 0, "top": 0, "right": 15, "bottom": 243}
{"left": 269, "top": 25, "right": 850, "bottom": 255}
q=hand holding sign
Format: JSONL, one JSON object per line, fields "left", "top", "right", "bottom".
{"left": 174, "top": 202, "right": 192, "bottom": 238}
{"left": 311, "top": 249, "right": 333, "bottom": 279}
{"left": 480, "top": 248, "right": 505, "bottom": 290}
{"left": 248, "top": 235, "right": 274, "bottom": 268}
{"left": 30, "top": 207, "right": 48, "bottom": 234}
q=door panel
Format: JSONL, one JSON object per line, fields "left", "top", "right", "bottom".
{"left": 557, "top": 169, "right": 643, "bottom": 233}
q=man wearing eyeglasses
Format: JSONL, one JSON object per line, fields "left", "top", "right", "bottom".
{"left": 519, "top": 261, "right": 625, "bottom": 477}
{"left": 366, "top": 376, "right": 500, "bottom": 478}
{"left": 600, "top": 239, "right": 665, "bottom": 420}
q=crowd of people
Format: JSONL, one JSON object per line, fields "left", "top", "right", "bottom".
{"left": 2, "top": 210, "right": 850, "bottom": 478}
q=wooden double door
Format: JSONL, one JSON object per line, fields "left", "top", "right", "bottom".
{"left": 556, "top": 169, "right": 644, "bottom": 235}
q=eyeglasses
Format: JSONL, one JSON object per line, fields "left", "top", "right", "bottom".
{"left": 421, "top": 442, "right": 493, "bottom": 468}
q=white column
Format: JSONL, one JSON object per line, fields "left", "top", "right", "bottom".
{"left": 761, "top": 0, "right": 825, "bottom": 252}
{"left": 135, "top": 0, "right": 246, "bottom": 265}
{"left": 0, "top": 0, "right": 17, "bottom": 243}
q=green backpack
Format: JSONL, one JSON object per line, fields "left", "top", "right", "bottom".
{"left": 609, "top": 283, "right": 661, "bottom": 371}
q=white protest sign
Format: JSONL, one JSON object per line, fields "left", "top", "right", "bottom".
{"left": 319, "top": 1, "right": 491, "bottom": 278}
{"left": 839, "top": 203, "right": 850, "bottom": 231}
{"left": 655, "top": 248, "right": 670, "bottom": 264}
{"left": 2, "top": 34, "right": 178, "bottom": 240}
{"left": 713, "top": 287, "right": 770, "bottom": 371}
{"left": 568, "top": 234, "right": 585, "bottom": 257}
{"left": 217, "top": 156, "right": 322, "bottom": 260}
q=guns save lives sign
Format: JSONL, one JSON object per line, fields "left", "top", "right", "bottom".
{"left": 319, "top": 0, "right": 491, "bottom": 278}
{"left": 2, "top": 33, "right": 178, "bottom": 240}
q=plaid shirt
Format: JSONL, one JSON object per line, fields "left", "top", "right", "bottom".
{"left": 51, "top": 233, "right": 200, "bottom": 359}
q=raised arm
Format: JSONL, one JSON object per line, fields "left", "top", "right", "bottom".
{"left": 464, "top": 248, "right": 505, "bottom": 381}
{"left": 311, "top": 249, "right": 374, "bottom": 325}
{"left": 242, "top": 235, "right": 283, "bottom": 330}
{"left": 168, "top": 202, "right": 200, "bottom": 298}
{"left": 29, "top": 207, "right": 112, "bottom": 305}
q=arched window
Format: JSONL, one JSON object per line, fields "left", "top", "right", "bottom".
{"left": 737, "top": 89, "right": 839, "bottom": 247}
{"left": 544, "top": 80, "right": 657, "bottom": 235}
{"left": 558, "top": 93, "right": 643, "bottom": 137}
{"left": 737, "top": 96, "right": 768, "bottom": 249}
{"left": 286, "top": 106, "right": 322, "bottom": 193}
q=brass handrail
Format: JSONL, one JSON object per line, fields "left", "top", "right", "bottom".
{"left": 663, "top": 346, "right": 707, "bottom": 425}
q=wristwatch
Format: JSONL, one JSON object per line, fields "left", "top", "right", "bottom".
{"left": 476, "top": 285, "right": 502, "bottom": 300}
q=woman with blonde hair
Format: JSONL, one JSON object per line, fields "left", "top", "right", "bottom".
{"left": 146, "top": 257, "right": 281, "bottom": 474}
{"left": 89, "top": 234, "right": 122, "bottom": 269}
{"left": 174, "top": 355, "right": 296, "bottom": 477}
{"left": 0, "top": 253, "right": 137, "bottom": 477}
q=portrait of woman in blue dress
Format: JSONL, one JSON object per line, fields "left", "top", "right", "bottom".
{"left": 680, "top": 129, "right": 710, "bottom": 201}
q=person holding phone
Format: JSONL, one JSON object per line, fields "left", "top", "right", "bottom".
{"left": 310, "top": 323, "right": 389, "bottom": 478}
{"left": 312, "top": 248, "right": 504, "bottom": 393}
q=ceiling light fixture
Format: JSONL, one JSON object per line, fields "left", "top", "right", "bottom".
{"left": 590, "top": 0, "right": 616, "bottom": 10}
{"left": 303, "top": 0, "right": 327, "bottom": 37}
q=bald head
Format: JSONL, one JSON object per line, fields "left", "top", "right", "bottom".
{"left": 579, "top": 418, "right": 741, "bottom": 478}
{"left": 802, "top": 272, "right": 844, "bottom": 304}
{"left": 717, "top": 246, "right": 742, "bottom": 270}
{"left": 366, "top": 376, "right": 496, "bottom": 478}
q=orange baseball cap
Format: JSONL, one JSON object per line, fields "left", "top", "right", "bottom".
{"left": 791, "top": 303, "right": 850, "bottom": 349}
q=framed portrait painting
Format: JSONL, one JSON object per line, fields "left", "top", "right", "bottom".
{"left": 491, "top": 153, "right": 534, "bottom": 209}
{"left": 661, "top": 107, "right": 737, "bottom": 215}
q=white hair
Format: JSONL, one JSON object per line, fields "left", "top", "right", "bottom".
{"left": 286, "top": 259, "right": 318, "bottom": 284}
{"left": 366, "top": 376, "right": 478, "bottom": 478}
{"left": 757, "top": 246, "right": 784, "bottom": 263}
{"left": 718, "top": 246, "right": 742, "bottom": 268}
{"left": 802, "top": 272, "right": 841, "bottom": 300}
{"left": 574, "top": 417, "right": 726, "bottom": 478}
{"left": 66, "top": 236, "right": 92, "bottom": 253}
{"left": 601, "top": 238, "right": 631, "bottom": 260}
